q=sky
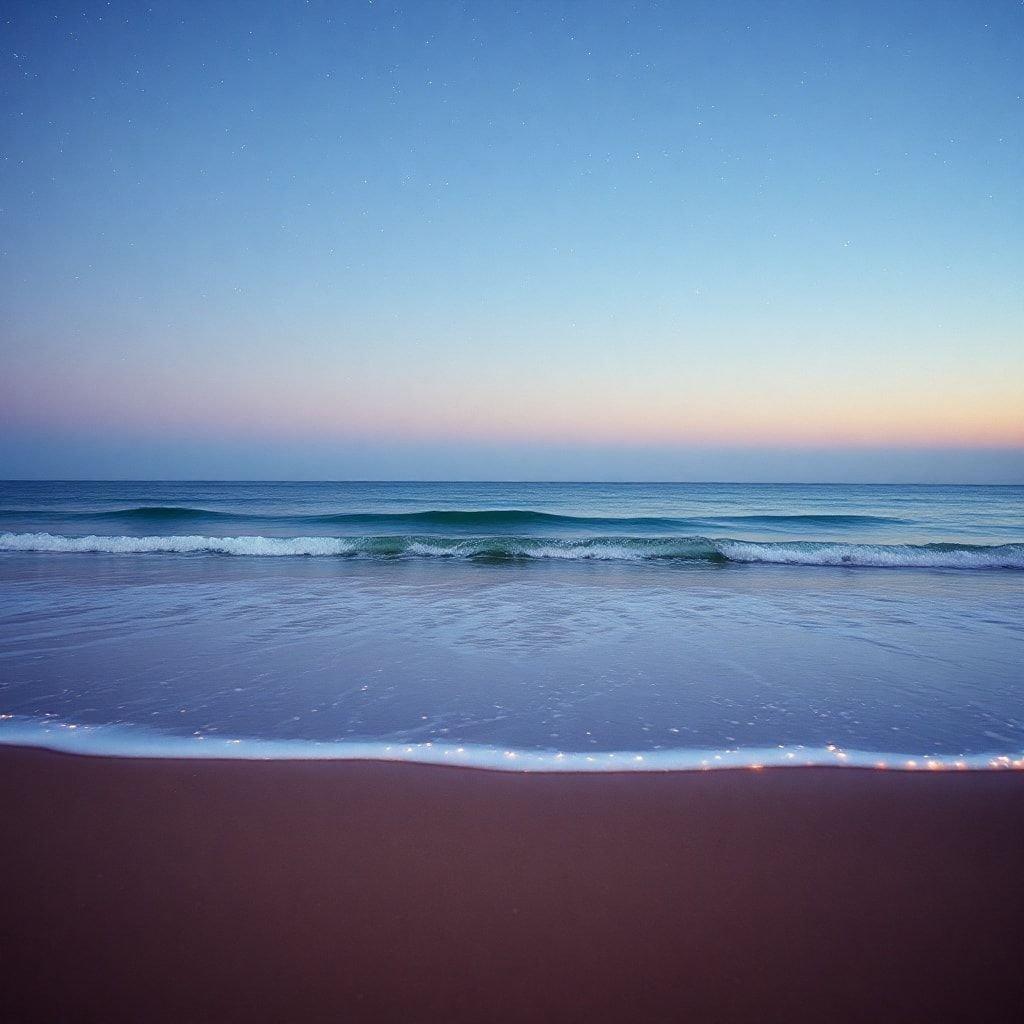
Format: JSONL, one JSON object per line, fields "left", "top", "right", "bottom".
{"left": 1, "top": 0, "right": 1022, "bottom": 482}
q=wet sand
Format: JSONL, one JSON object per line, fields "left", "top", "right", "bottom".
{"left": 1, "top": 747, "right": 1022, "bottom": 1023}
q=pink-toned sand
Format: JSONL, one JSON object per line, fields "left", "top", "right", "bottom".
{"left": 1, "top": 747, "right": 1022, "bottom": 1023}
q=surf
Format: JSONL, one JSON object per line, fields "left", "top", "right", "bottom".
{"left": 2, "top": 531, "right": 1021, "bottom": 568}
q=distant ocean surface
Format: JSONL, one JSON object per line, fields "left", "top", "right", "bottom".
{"left": 1, "top": 481, "right": 1021, "bottom": 770}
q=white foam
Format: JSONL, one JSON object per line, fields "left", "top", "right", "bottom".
{"left": 0, "top": 531, "right": 359, "bottom": 557}
{"left": 717, "top": 540, "right": 1024, "bottom": 569}
{"left": 0, "top": 716, "right": 1021, "bottom": 773}
{"left": 1, "top": 532, "right": 1021, "bottom": 568}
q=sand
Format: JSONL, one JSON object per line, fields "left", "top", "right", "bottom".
{"left": 1, "top": 746, "right": 1022, "bottom": 1023}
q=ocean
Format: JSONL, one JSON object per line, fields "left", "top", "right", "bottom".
{"left": 1, "top": 480, "right": 1021, "bottom": 770}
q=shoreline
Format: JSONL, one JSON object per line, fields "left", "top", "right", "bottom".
{"left": 3, "top": 729, "right": 1023, "bottom": 773}
{"left": 2, "top": 746, "right": 1023, "bottom": 1022}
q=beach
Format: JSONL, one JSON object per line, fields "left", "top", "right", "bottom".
{"left": 5, "top": 0, "right": 1023, "bottom": 1018}
{"left": 2, "top": 746, "right": 1022, "bottom": 1023}
{"left": 2, "top": 482, "right": 1022, "bottom": 1021}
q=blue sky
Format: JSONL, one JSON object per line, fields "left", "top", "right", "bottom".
{"left": 1, "top": 1, "right": 1022, "bottom": 480}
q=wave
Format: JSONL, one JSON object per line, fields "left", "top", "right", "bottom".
{"left": 93, "top": 505, "right": 240, "bottom": 521}
{"left": 0, "top": 506, "right": 909, "bottom": 530}
{"left": 313, "top": 510, "right": 907, "bottom": 529}
{"left": 0, "top": 505, "right": 249, "bottom": 522}
{"left": 308, "top": 509, "right": 668, "bottom": 528}
{"left": 0, "top": 507, "right": 650, "bottom": 527}
{"left": 715, "top": 540, "right": 1024, "bottom": 568}
{"left": 2, "top": 531, "right": 1021, "bottom": 568}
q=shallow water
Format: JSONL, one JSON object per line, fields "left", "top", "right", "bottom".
{"left": 0, "top": 482, "right": 1021, "bottom": 769}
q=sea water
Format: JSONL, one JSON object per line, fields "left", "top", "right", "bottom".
{"left": 1, "top": 481, "right": 1021, "bottom": 770}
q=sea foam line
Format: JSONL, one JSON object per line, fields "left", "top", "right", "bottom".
{"left": 0, "top": 717, "right": 1022, "bottom": 773}
{"left": 0, "top": 531, "right": 360, "bottom": 557}
{"left": 1, "top": 531, "right": 1023, "bottom": 568}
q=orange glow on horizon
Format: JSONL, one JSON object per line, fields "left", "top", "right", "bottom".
{"left": 5, "top": 355, "right": 1023, "bottom": 450}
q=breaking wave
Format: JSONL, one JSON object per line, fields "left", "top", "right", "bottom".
{"left": 1, "top": 531, "right": 1021, "bottom": 568}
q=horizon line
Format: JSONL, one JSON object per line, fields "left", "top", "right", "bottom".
{"left": 2, "top": 479, "right": 1022, "bottom": 488}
